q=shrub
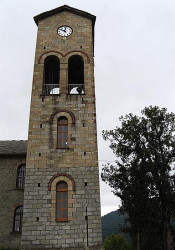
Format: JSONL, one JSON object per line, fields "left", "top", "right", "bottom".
{"left": 104, "top": 234, "right": 131, "bottom": 250}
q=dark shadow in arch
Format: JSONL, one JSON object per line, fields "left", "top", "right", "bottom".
{"left": 68, "top": 55, "right": 84, "bottom": 95}
{"left": 43, "top": 55, "right": 60, "bottom": 95}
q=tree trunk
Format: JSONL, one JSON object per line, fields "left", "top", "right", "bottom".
{"left": 137, "top": 228, "right": 140, "bottom": 250}
{"left": 167, "top": 224, "right": 172, "bottom": 250}
{"left": 162, "top": 220, "right": 172, "bottom": 250}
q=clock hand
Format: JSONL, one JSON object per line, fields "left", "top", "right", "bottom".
{"left": 60, "top": 27, "right": 66, "bottom": 32}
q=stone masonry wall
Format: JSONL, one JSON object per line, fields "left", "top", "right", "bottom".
{"left": 0, "top": 156, "right": 25, "bottom": 249}
{"left": 22, "top": 9, "right": 102, "bottom": 249}
{"left": 22, "top": 166, "right": 101, "bottom": 249}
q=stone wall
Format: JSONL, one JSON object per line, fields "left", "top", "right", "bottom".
{"left": 22, "top": 166, "right": 102, "bottom": 249}
{"left": 0, "top": 156, "right": 25, "bottom": 249}
{"left": 21, "top": 7, "right": 102, "bottom": 249}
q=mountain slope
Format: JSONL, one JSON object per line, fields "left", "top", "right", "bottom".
{"left": 101, "top": 210, "right": 129, "bottom": 242}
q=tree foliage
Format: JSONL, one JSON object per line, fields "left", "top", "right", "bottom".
{"left": 102, "top": 106, "right": 175, "bottom": 250}
{"left": 104, "top": 234, "right": 131, "bottom": 250}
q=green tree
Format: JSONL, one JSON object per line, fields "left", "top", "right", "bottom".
{"left": 102, "top": 106, "right": 175, "bottom": 250}
{"left": 104, "top": 234, "right": 131, "bottom": 250}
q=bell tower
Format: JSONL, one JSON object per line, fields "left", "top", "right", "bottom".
{"left": 21, "top": 5, "right": 102, "bottom": 249}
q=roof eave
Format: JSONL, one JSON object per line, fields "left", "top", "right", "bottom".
{"left": 0, "top": 153, "right": 26, "bottom": 158}
{"left": 34, "top": 5, "right": 96, "bottom": 26}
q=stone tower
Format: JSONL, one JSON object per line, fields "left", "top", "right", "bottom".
{"left": 21, "top": 5, "right": 102, "bottom": 249}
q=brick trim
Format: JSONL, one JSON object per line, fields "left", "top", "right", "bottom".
{"left": 64, "top": 50, "right": 90, "bottom": 63}
{"left": 38, "top": 51, "right": 64, "bottom": 64}
{"left": 39, "top": 50, "right": 90, "bottom": 64}
{"left": 11, "top": 203, "right": 23, "bottom": 213}
{"left": 48, "top": 173, "right": 76, "bottom": 191}
{"left": 50, "top": 109, "right": 75, "bottom": 124}
{"left": 16, "top": 162, "right": 26, "bottom": 168}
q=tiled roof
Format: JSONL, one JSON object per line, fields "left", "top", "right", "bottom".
{"left": 0, "top": 140, "right": 27, "bottom": 156}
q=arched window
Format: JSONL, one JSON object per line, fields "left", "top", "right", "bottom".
{"left": 56, "top": 181, "right": 68, "bottom": 221}
{"left": 68, "top": 55, "right": 84, "bottom": 94}
{"left": 13, "top": 206, "right": 23, "bottom": 233}
{"left": 57, "top": 117, "right": 68, "bottom": 148}
{"left": 43, "top": 56, "right": 60, "bottom": 95}
{"left": 16, "top": 164, "right": 26, "bottom": 189}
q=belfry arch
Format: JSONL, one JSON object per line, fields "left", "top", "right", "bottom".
{"left": 43, "top": 55, "right": 60, "bottom": 95}
{"left": 68, "top": 55, "right": 84, "bottom": 95}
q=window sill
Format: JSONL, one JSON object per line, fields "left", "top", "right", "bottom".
{"left": 56, "top": 219, "right": 69, "bottom": 222}
{"left": 41, "top": 94, "right": 86, "bottom": 97}
{"left": 10, "top": 231, "right": 21, "bottom": 234}
{"left": 41, "top": 94, "right": 60, "bottom": 96}
{"left": 67, "top": 94, "right": 86, "bottom": 96}
{"left": 56, "top": 147, "right": 69, "bottom": 149}
{"left": 13, "top": 188, "right": 24, "bottom": 191}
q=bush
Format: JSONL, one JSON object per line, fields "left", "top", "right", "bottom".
{"left": 104, "top": 234, "right": 131, "bottom": 250}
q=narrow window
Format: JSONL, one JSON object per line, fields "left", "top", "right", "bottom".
{"left": 16, "top": 164, "right": 26, "bottom": 189}
{"left": 68, "top": 55, "right": 84, "bottom": 94}
{"left": 43, "top": 56, "right": 60, "bottom": 95}
{"left": 13, "top": 206, "right": 23, "bottom": 233}
{"left": 56, "top": 181, "right": 68, "bottom": 221}
{"left": 57, "top": 117, "right": 68, "bottom": 148}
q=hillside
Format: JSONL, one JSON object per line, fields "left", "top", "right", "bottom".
{"left": 101, "top": 210, "right": 129, "bottom": 242}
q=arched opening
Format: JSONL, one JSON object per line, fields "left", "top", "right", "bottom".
{"left": 68, "top": 55, "right": 84, "bottom": 94}
{"left": 13, "top": 206, "right": 23, "bottom": 232}
{"left": 16, "top": 164, "right": 26, "bottom": 189}
{"left": 43, "top": 55, "right": 60, "bottom": 95}
{"left": 57, "top": 117, "right": 68, "bottom": 148}
{"left": 56, "top": 181, "right": 68, "bottom": 221}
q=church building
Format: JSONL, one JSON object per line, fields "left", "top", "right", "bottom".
{"left": 0, "top": 5, "right": 102, "bottom": 249}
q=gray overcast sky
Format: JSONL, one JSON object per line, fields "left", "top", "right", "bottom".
{"left": 1, "top": 0, "right": 175, "bottom": 216}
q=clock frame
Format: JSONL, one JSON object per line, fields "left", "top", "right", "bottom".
{"left": 57, "top": 25, "right": 73, "bottom": 37}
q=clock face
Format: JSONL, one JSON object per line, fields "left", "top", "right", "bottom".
{"left": 57, "top": 25, "right": 73, "bottom": 37}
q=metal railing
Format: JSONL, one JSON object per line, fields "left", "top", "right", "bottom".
{"left": 43, "top": 84, "right": 60, "bottom": 95}
{"left": 68, "top": 84, "right": 84, "bottom": 95}
{"left": 43, "top": 84, "right": 84, "bottom": 95}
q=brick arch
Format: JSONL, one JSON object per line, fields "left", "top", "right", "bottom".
{"left": 50, "top": 109, "right": 75, "bottom": 124}
{"left": 48, "top": 173, "right": 75, "bottom": 191}
{"left": 39, "top": 51, "right": 64, "bottom": 64}
{"left": 38, "top": 50, "right": 90, "bottom": 64}
{"left": 17, "top": 163, "right": 26, "bottom": 167}
{"left": 65, "top": 50, "right": 90, "bottom": 63}
{"left": 11, "top": 203, "right": 23, "bottom": 213}
{"left": 15, "top": 162, "right": 26, "bottom": 169}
